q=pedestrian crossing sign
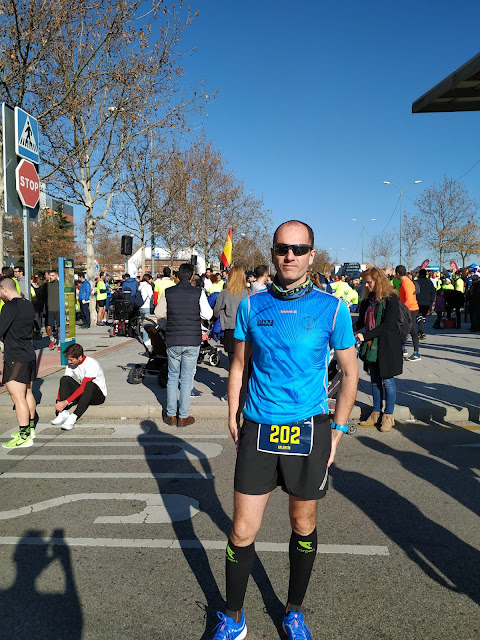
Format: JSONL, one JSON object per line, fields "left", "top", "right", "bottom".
{"left": 14, "top": 107, "right": 39, "bottom": 164}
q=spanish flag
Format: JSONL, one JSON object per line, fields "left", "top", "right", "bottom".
{"left": 221, "top": 227, "right": 233, "bottom": 268}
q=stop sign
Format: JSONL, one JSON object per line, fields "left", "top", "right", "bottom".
{"left": 15, "top": 158, "right": 40, "bottom": 209}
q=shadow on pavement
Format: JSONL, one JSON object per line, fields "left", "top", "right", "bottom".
{"left": 139, "top": 419, "right": 284, "bottom": 639}
{"left": 358, "top": 434, "right": 480, "bottom": 520}
{"left": 0, "top": 529, "right": 83, "bottom": 639}
{"left": 331, "top": 465, "right": 480, "bottom": 608}
{"left": 394, "top": 378, "right": 480, "bottom": 423}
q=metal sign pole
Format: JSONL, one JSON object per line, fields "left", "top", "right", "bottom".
{"left": 23, "top": 206, "right": 31, "bottom": 300}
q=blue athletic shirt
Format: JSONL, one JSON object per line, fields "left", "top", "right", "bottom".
{"left": 234, "top": 286, "right": 355, "bottom": 424}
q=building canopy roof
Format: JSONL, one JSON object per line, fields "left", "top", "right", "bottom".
{"left": 412, "top": 52, "right": 480, "bottom": 113}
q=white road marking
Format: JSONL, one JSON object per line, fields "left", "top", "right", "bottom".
{"left": 0, "top": 493, "right": 199, "bottom": 524}
{"left": 17, "top": 441, "right": 223, "bottom": 460}
{"left": 0, "top": 536, "right": 389, "bottom": 555}
{"left": 453, "top": 443, "right": 480, "bottom": 447}
{"left": 13, "top": 454, "right": 213, "bottom": 460}
{"left": 2, "top": 472, "right": 213, "bottom": 479}
{"left": 30, "top": 441, "right": 220, "bottom": 447}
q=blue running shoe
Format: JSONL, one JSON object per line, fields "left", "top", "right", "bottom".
{"left": 210, "top": 610, "right": 247, "bottom": 640}
{"left": 283, "top": 610, "right": 313, "bottom": 640}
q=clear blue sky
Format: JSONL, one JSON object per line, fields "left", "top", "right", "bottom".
{"left": 179, "top": 0, "right": 480, "bottom": 265}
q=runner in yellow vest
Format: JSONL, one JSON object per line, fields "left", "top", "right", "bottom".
{"left": 95, "top": 272, "right": 108, "bottom": 325}
{"left": 331, "top": 279, "right": 354, "bottom": 306}
{"left": 153, "top": 266, "right": 176, "bottom": 305}
{"left": 455, "top": 275, "right": 465, "bottom": 293}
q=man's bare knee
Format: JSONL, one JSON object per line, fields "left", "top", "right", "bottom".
{"left": 230, "top": 518, "right": 257, "bottom": 547}
{"left": 289, "top": 498, "right": 317, "bottom": 536}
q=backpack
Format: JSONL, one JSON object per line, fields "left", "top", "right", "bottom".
{"left": 397, "top": 300, "right": 412, "bottom": 342}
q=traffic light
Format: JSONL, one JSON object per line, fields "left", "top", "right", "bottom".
{"left": 121, "top": 235, "right": 133, "bottom": 256}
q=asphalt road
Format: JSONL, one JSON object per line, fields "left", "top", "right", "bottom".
{"left": 0, "top": 418, "right": 479, "bottom": 640}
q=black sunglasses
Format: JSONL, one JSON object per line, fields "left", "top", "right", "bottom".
{"left": 272, "top": 243, "right": 313, "bottom": 256}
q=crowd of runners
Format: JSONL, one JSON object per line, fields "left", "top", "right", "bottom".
{"left": 0, "top": 221, "right": 479, "bottom": 639}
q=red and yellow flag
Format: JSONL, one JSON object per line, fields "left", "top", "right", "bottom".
{"left": 221, "top": 227, "right": 233, "bottom": 268}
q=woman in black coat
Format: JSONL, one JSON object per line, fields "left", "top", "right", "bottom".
{"left": 355, "top": 267, "right": 403, "bottom": 432}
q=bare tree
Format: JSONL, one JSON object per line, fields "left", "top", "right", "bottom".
{"left": 94, "top": 223, "right": 124, "bottom": 275}
{"left": 377, "top": 231, "right": 397, "bottom": 269}
{"left": 35, "top": 1, "right": 206, "bottom": 321}
{"left": 0, "top": 0, "right": 76, "bottom": 264}
{"left": 368, "top": 231, "right": 396, "bottom": 269}
{"left": 402, "top": 211, "right": 424, "bottom": 271}
{"left": 367, "top": 235, "right": 380, "bottom": 266}
{"left": 172, "top": 136, "right": 272, "bottom": 265}
{"left": 450, "top": 222, "right": 480, "bottom": 268}
{"left": 311, "top": 249, "right": 333, "bottom": 275}
{"left": 233, "top": 231, "right": 272, "bottom": 272}
{"left": 415, "top": 177, "right": 477, "bottom": 269}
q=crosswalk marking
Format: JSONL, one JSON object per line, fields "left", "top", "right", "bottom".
{"left": 2, "top": 472, "right": 214, "bottom": 479}
{"left": 0, "top": 536, "right": 389, "bottom": 555}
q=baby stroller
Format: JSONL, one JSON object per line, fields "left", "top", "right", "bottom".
{"left": 110, "top": 298, "right": 135, "bottom": 337}
{"left": 327, "top": 350, "right": 357, "bottom": 435}
{"left": 128, "top": 321, "right": 168, "bottom": 387}
{"left": 198, "top": 323, "right": 222, "bottom": 367}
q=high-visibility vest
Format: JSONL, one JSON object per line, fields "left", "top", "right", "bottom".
{"left": 0, "top": 278, "right": 21, "bottom": 313}
{"left": 455, "top": 278, "right": 465, "bottom": 293}
{"left": 153, "top": 278, "right": 176, "bottom": 306}
{"left": 332, "top": 281, "right": 352, "bottom": 302}
{"left": 96, "top": 280, "right": 107, "bottom": 301}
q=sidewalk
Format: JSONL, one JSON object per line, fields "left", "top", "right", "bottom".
{"left": 0, "top": 317, "right": 478, "bottom": 422}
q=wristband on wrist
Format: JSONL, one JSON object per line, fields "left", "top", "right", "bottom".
{"left": 331, "top": 422, "right": 348, "bottom": 434}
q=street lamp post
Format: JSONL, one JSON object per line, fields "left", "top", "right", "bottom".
{"left": 382, "top": 180, "right": 422, "bottom": 264}
{"left": 352, "top": 218, "right": 376, "bottom": 264}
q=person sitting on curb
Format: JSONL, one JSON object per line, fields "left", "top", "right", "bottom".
{"left": 51, "top": 343, "right": 107, "bottom": 430}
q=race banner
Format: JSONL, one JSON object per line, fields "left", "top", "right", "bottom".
{"left": 420, "top": 259, "right": 429, "bottom": 269}
{"left": 449, "top": 260, "right": 458, "bottom": 273}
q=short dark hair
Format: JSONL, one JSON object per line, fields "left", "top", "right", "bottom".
{"left": 123, "top": 273, "right": 129, "bottom": 279}
{"left": 395, "top": 265, "right": 407, "bottom": 277}
{"left": 0, "top": 276, "right": 17, "bottom": 291}
{"left": 419, "top": 269, "right": 427, "bottom": 278}
{"left": 163, "top": 266, "right": 171, "bottom": 277}
{"left": 178, "top": 263, "right": 194, "bottom": 282}
{"left": 63, "top": 343, "right": 84, "bottom": 358}
{"left": 2, "top": 267, "right": 14, "bottom": 277}
{"left": 254, "top": 265, "right": 268, "bottom": 278}
{"left": 273, "top": 220, "right": 314, "bottom": 246}
{"left": 14, "top": 265, "right": 24, "bottom": 274}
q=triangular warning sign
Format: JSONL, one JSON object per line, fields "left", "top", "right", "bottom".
{"left": 19, "top": 116, "right": 38, "bottom": 154}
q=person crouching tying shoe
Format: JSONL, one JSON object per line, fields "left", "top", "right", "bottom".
{"left": 52, "top": 343, "right": 107, "bottom": 430}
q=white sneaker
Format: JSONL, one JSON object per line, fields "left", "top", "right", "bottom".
{"left": 51, "top": 410, "right": 70, "bottom": 425}
{"left": 62, "top": 414, "right": 78, "bottom": 430}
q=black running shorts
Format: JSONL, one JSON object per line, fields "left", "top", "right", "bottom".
{"left": 97, "top": 299, "right": 106, "bottom": 308}
{"left": 3, "top": 360, "right": 37, "bottom": 384}
{"left": 234, "top": 414, "right": 331, "bottom": 500}
{"left": 47, "top": 310, "right": 60, "bottom": 328}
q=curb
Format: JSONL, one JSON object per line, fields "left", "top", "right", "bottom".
{"left": 0, "top": 402, "right": 476, "bottom": 422}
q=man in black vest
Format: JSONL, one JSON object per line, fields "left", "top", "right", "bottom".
{"left": 156, "top": 263, "right": 212, "bottom": 426}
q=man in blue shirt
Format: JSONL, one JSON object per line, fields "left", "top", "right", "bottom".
{"left": 78, "top": 273, "right": 91, "bottom": 329}
{"left": 209, "top": 220, "right": 358, "bottom": 640}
